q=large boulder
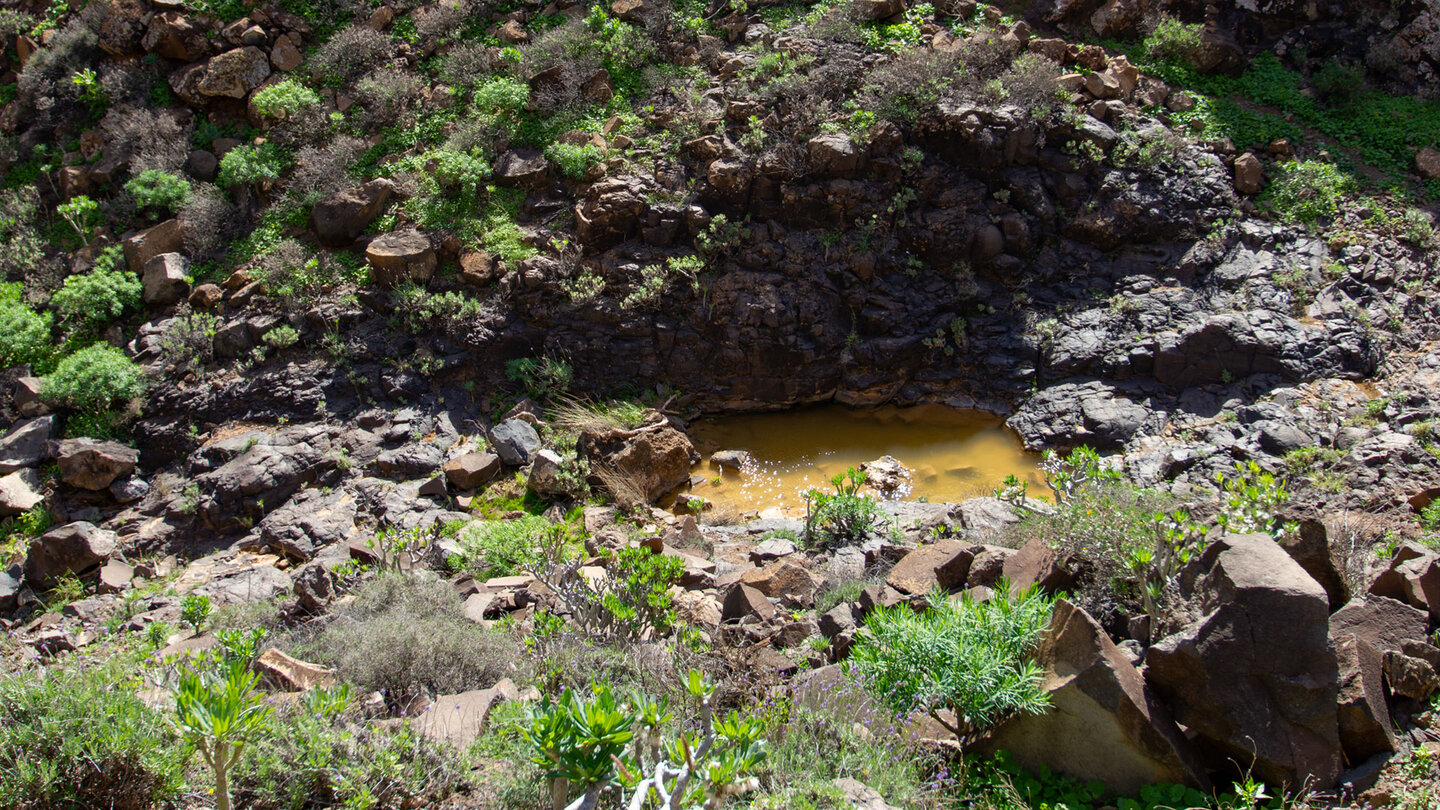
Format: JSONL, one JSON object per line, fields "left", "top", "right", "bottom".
{"left": 255, "top": 488, "right": 358, "bottom": 561}
{"left": 197, "top": 46, "right": 272, "bottom": 98}
{"left": 195, "top": 431, "right": 336, "bottom": 532}
{"left": 365, "top": 229, "right": 437, "bottom": 287}
{"left": 575, "top": 176, "right": 646, "bottom": 249}
{"left": 57, "top": 438, "right": 139, "bottom": 491}
{"left": 577, "top": 415, "right": 698, "bottom": 504}
{"left": 25, "top": 522, "right": 118, "bottom": 589}
{"left": 1328, "top": 595, "right": 1430, "bottom": 655}
{"left": 311, "top": 179, "right": 396, "bottom": 246}
{"left": 493, "top": 149, "right": 549, "bottom": 188}
{"left": 0, "top": 415, "right": 56, "bottom": 473}
{"left": 885, "top": 541, "right": 974, "bottom": 595}
{"left": 1334, "top": 634, "right": 1397, "bottom": 764}
{"left": 143, "top": 11, "right": 213, "bottom": 61}
{"left": 490, "top": 419, "right": 541, "bottom": 467}
{"left": 123, "top": 219, "right": 185, "bottom": 272}
{"left": 142, "top": 252, "right": 190, "bottom": 305}
{"left": 984, "top": 600, "right": 1208, "bottom": 794}
{"left": 1145, "top": 533, "right": 1341, "bottom": 789}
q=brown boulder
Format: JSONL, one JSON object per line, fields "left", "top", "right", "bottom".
{"left": 1145, "top": 533, "right": 1341, "bottom": 789}
{"left": 123, "top": 219, "right": 185, "bottom": 272}
{"left": 365, "top": 229, "right": 437, "bottom": 287}
{"left": 143, "top": 11, "right": 213, "bottom": 62}
{"left": 1003, "top": 539, "right": 1073, "bottom": 595}
{"left": 575, "top": 176, "right": 646, "bottom": 249}
{"left": 57, "top": 438, "right": 139, "bottom": 491}
{"left": 311, "top": 179, "right": 396, "bottom": 246}
{"left": 1234, "top": 152, "right": 1263, "bottom": 195}
{"left": 1334, "top": 634, "right": 1397, "bottom": 763}
{"left": 722, "top": 582, "right": 775, "bottom": 623}
{"left": 577, "top": 416, "right": 698, "bottom": 504}
{"left": 25, "top": 522, "right": 118, "bottom": 589}
{"left": 852, "top": 0, "right": 905, "bottom": 21}
{"left": 1329, "top": 595, "right": 1429, "bottom": 655}
{"left": 1368, "top": 544, "right": 1440, "bottom": 622}
{"left": 885, "top": 541, "right": 974, "bottom": 595}
{"left": 413, "top": 685, "right": 508, "bottom": 748}
{"left": 197, "top": 47, "right": 272, "bottom": 98}
{"left": 984, "top": 600, "right": 1208, "bottom": 794}
{"left": 493, "top": 149, "right": 549, "bottom": 188}
{"left": 142, "top": 252, "right": 190, "bottom": 305}
{"left": 444, "top": 451, "right": 502, "bottom": 490}
{"left": 741, "top": 560, "right": 822, "bottom": 605}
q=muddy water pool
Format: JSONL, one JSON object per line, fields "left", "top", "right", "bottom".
{"left": 686, "top": 404, "right": 1045, "bottom": 517}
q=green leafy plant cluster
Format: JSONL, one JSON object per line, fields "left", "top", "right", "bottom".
{"left": 0, "top": 281, "right": 53, "bottom": 371}
{"left": 533, "top": 545, "right": 686, "bottom": 644}
{"left": 850, "top": 583, "right": 1055, "bottom": 742}
{"left": 544, "top": 141, "right": 604, "bottom": 179}
{"left": 525, "top": 670, "right": 766, "bottom": 810}
{"left": 125, "top": 169, "right": 192, "bottom": 217}
{"left": 802, "top": 466, "right": 887, "bottom": 548}
{"left": 41, "top": 343, "right": 146, "bottom": 414}
{"left": 1261, "top": 159, "right": 1356, "bottom": 223}
{"left": 506, "top": 355, "right": 574, "bottom": 402}
{"left": 218, "top": 143, "right": 287, "bottom": 189}
{"left": 456, "top": 514, "right": 554, "bottom": 578}
{"left": 50, "top": 261, "right": 142, "bottom": 339}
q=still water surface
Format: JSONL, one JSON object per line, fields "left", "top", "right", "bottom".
{"left": 687, "top": 404, "right": 1044, "bottom": 516}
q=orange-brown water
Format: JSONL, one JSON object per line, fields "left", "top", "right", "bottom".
{"left": 687, "top": 404, "right": 1044, "bottom": 516}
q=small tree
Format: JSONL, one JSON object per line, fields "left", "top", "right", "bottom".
{"left": 850, "top": 583, "right": 1055, "bottom": 743}
{"left": 56, "top": 194, "right": 99, "bottom": 244}
{"left": 180, "top": 593, "right": 212, "bottom": 636}
{"left": 171, "top": 661, "right": 272, "bottom": 810}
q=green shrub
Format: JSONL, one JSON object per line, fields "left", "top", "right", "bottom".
{"left": 125, "top": 170, "right": 192, "bottom": 217}
{"left": 41, "top": 343, "right": 146, "bottom": 413}
{"left": 543, "top": 141, "right": 603, "bottom": 179}
{"left": 456, "top": 514, "right": 552, "bottom": 578}
{"left": 250, "top": 78, "right": 321, "bottom": 120}
{"left": 233, "top": 694, "right": 464, "bottom": 810}
{"left": 0, "top": 284, "right": 53, "bottom": 371}
{"left": 533, "top": 546, "right": 685, "bottom": 643}
{"left": 218, "top": 143, "right": 286, "bottom": 189}
{"left": 1262, "top": 160, "right": 1355, "bottom": 223}
{"left": 850, "top": 585, "right": 1055, "bottom": 740}
{"left": 803, "top": 467, "right": 886, "bottom": 548}
{"left": 172, "top": 660, "right": 273, "bottom": 810}
{"left": 1311, "top": 62, "right": 1365, "bottom": 110}
{"left": 50, "top": 264, "right": 142, "bottom": 337}
{"left": 1142, "top": 15, "right": 1203, "bottom": 68}
{"left": 56, "top": 194, "right": 99, "bottom": 243}
{"left": 296, "top": 574, "right": 525, "bottom": 709}
{"left": 0, "top": 652, "right": 187, "bottom": 808}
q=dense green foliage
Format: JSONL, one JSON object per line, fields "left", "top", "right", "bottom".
{"left": 50, "top": 263, "right": 142, "bottom": 338}
{"left": 125, "top": 169, "right": 191, "bottom": 217}
{"left": 851, "top": 585, "right": 1055, "bottom": 739}
{"left": 0, "top": 282, "right": 52, "bottom": 371}
{"left": 41, "top": 343, "right": 145, "bottom": 412}
{"left": 0, "top": 651, "right": 187, "bottom": 808}
{"left": 1261, "top": 159, "right": 1356, "bottom": 223}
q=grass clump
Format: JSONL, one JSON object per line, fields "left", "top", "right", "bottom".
{"left": 549, "top": 397, "right": 648, "bottom": 433}
{"left": 850, "top": 585, "right": 1055, "bottom": 741}
{"left": 294, "top": 573, "right": 525, "bottom": 709}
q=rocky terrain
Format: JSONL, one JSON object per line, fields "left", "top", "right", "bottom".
{"left": 1, "top": 0, "right": 1440, "bottom": 808}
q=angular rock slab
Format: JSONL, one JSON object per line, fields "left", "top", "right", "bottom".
{"left": 1145, "top": 533, "right": 1341, "bottom": 789}
{"left": 1334, "top": 633, "right": 1397, "bottom": 763}
{"left": 983, "top": 600, "right": 1208, "bottom": 795}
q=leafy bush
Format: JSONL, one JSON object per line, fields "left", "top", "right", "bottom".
{"left": 217, "top": 143, "right": 286, "bottom": 189}
{"left": 803, "top": 467, "right": 886, "bottom": 548}
{"left": 124, "top": 169, "right": 191, "bottom": 216}
{"left": 1262, "top": 160, "right": 1354, "bottom": 223}
{"left": 56, "top": 194, "right": 99, "bottom": 243}
{"left": 0, "top": 283, "right": 53, "bottom": 371}
{"left": 0, "top": 652, "right": 187, "bottom": 809}
{"left": 456, "top": 515, "right": 553, "bottom": 578}
{"left": 250, "top": 78, "right": 321, "bottom": 120}
{"left": 50, "top": 264, "right": 141, "bottom": 337}
{"left": 1143, "top": 15, "right": 1204, "bottom": 68}
{"left": 851, "top": 585, "right": 1055, "bottom": 741}
{"left": 296, "top": 574, "right": 524, "bottom": 709}
{"left": 172, "top": 660, "right": 273, "bottom": 810}
{"left": 532, "top": 545, "right": 685, "bottom": 643}
{"left": 525, "top": 671, "right": 766, "bottom": 810}
{"left": 544, "top": 141, "right": 604, "bottom": 179}
{"left": 1311, "top": 62, "right": 1365, "bottom": 110}
{"left": 41, "top": 343, "right": 145, "bottom": 413}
